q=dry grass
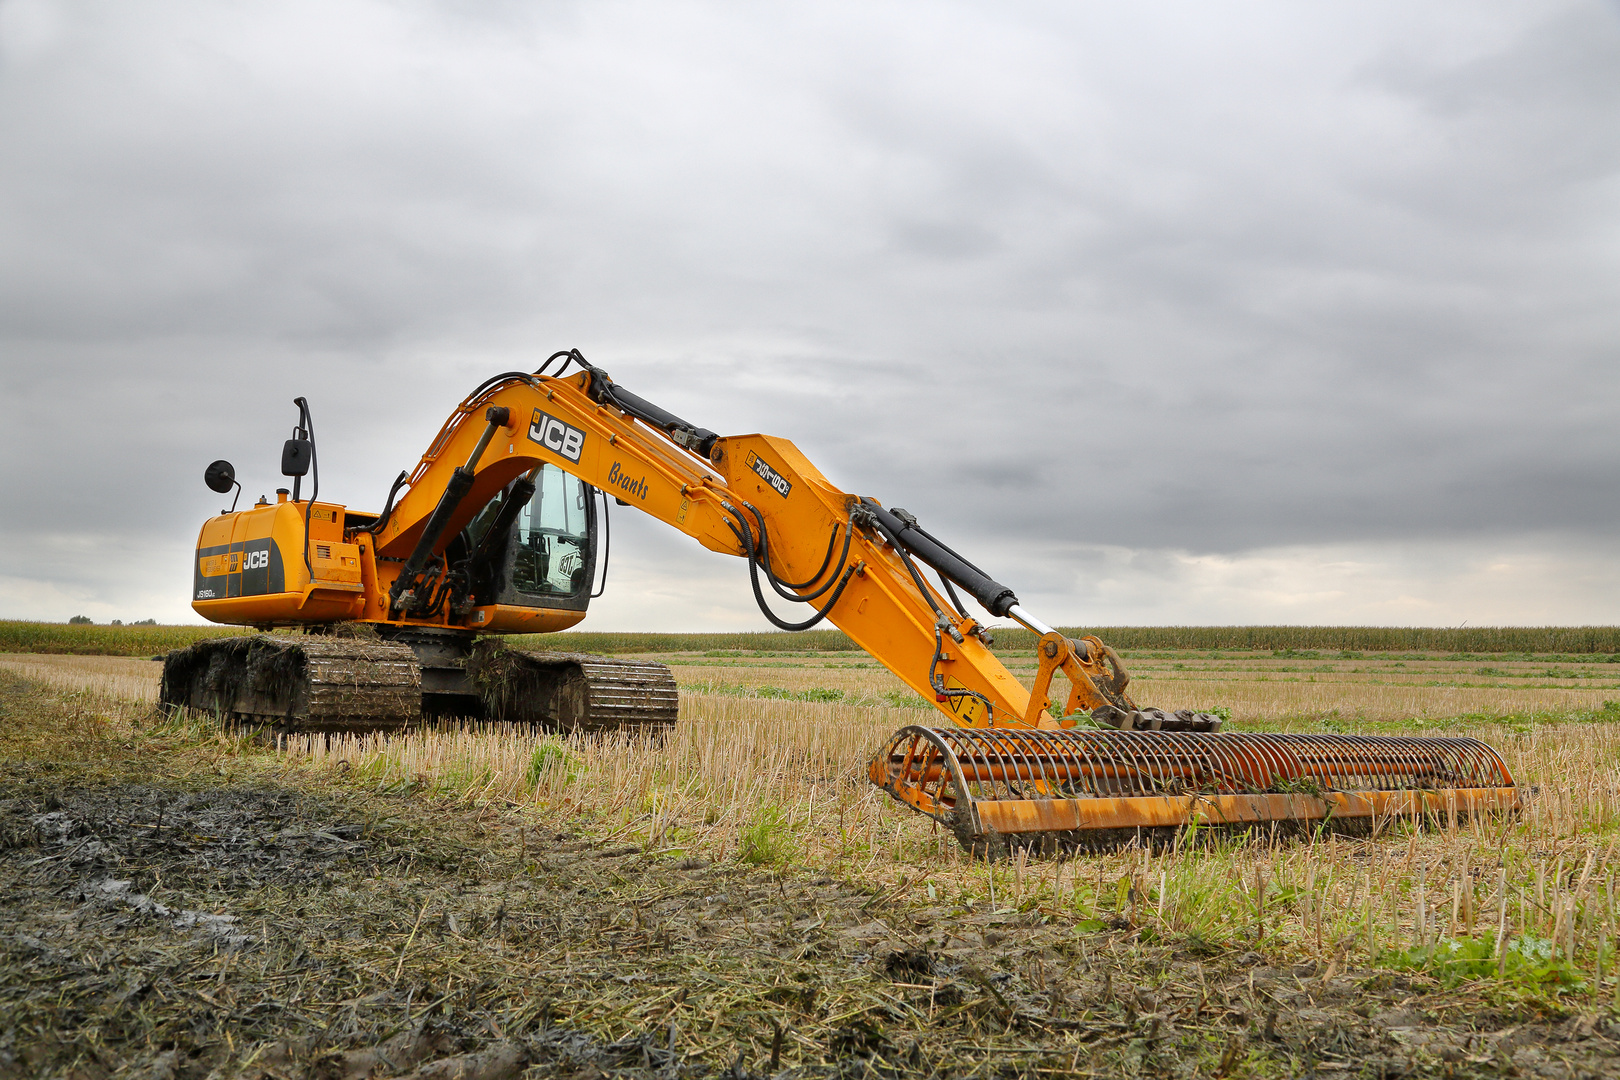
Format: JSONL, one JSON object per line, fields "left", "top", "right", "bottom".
{"left": 0, "top": 652, "right": 163, "bottom": 703}
{"left": 283, "top": 695, "right": 1620, "bottom": 996}
{"left": 24, "top": 643, "right": 1620, "bottom": 1008}
{"left": 288, "top": 649, "right": 1620, "bottom": 1009}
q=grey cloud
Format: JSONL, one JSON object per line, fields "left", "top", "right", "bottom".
{"left": 1, "top": 0, "right": 1618, "bottom": 626}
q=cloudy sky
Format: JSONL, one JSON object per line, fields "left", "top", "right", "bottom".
{"left": 2, "top": 0, "right": 1618, "bottom": 631}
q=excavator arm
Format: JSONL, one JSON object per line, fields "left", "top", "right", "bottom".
{"left": 369, "top": 358, "right": 1519, "bottom": 855}
{"left": 369, "top": 357, "right": 1133, "bottom": 730}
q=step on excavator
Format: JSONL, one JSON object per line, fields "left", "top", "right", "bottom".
{"left": 164, "top": 351, "right": 1519, "bottom": 853}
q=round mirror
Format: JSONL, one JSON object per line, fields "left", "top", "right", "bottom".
{"left": 204, "top": 459, "right": 236, "bottom": 494}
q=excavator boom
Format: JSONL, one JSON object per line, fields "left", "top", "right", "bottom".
{"left": 368, "top": 362, "right": 1143, "bottom": 733}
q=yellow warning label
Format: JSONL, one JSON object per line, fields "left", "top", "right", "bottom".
{"left": 941, "top": 676, "right": 988, "bottom": 726}
{"left": 676, "top": 497, "right": 690, "bottom": 525}
{"left": 310, "top": 507, "right": 337, "bottom": 522}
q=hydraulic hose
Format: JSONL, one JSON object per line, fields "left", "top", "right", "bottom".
{"left": 291, "top": 397, "right": 319, "bottom": 584}
{"left": 723, "top": 507, "right": 858, "bottom": 632}
{"left": 761, "top": 513, "right": 845, "bottom": 590}
{"left": 735, "top": 502, "right": 853, "bottom": 604}
{"left": 864, "top": 510, "right": 947, "bottom": 622}
{"left": 926, "top": 626, "right": 997, "bottom": 724}
{"left": 463, "top": 467, "right": 541, "bottom": 600}
{"left": 369, "top": 471, "right": 410, "bottom": 538}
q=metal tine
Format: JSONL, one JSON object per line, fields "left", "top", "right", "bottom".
{"left": 1370, "top": 737, "right": 1424, "bottom": 787}
{"left": 1067, "top": 731, "right": 1121, "bottom": 794}
{"left": 954, "top": 730, "right": 984, "bottom": 799}
{"left": 923, "top": 738, "right": 954, "bottom": 813}
{"left": 1011, "top": 730, "right": 1042, "bottom": 794}
{"left": 1121, "top": 731, "right": 1193, "bottom": 793}
{"left": 1040, "top": 728, "right": 1075, "bottom": 791}
{"left": 1295, "top": 734, "right": 1347, "bottom": 789}
{"left": 964, "top": 729, "right": 1001, "bottom": 799}
{"left": 1293, "top": 734, "right": 1363, "bottom": 788}
{"left": 1177, "top": 732, "right": 1217, "bottom": 793}
{"left": 1008, "top": 729, "right": 1038, "bottom": 795}
{"left": 1304, "top": 734, "right": 1395, "bottom": 788}
{"left": 961, "top": 730, "right": 988, "bottom": 798}
{"left": 969, "top": 730, "right": 999, "bottom": 798}
{"left": 1335, "top": 734, "right": 1394, "bottom": 787}
{"left": 965, "top": 729, "right": 998, "bottom": 797}
{"left": 1142, "top": 732, "right": 1183, "bottom": 793}
{"left": 1198, "top": 732, "right": 1244, "bottom": 791}
{"left": 1059, "top": 730, "right": 1093, "bottom": 789}
{"left": 1007, "top": 730, "right": 1046, "bottom": 792}
{"left": 1059, "top": 730, "right": 1098, "bottom": 796}
{"left": 1116, "top": 730, "right": 1167, "bottom": 795}
{"left": 896, "top": 729, "right": 923, "bottom": 785}
{"left": 1018, "top": 729, "right": 1048, "bottom": 794}
{"left": 1347, "top": 734, "right": 1401, "bottom": 787}
{"left": 1187, "top": 732, "right": 1230, "bottom": 789}
{"left": 1385, "top": 736, "right": 1443, "bottom": 786}
{"left": 1216, "top": 732, "right": 1267, "bottom": 792}
{"left": 1073, "top": 729, "right": 1112, "bottom": 795}
{"left": 1110, "top": 730, "right": 1163, "bottom": 797}
{"left": 1233, "top": 736, "right": 1268, "bottom": 787}
{"left": 1094, "top": 731, "right": 1131, "bottom": 796}
{"left": 1124, "top": 731, "right": 1165, "bottom": 794}
{"left": 1263, "top": 732, "right": 1309, "bottom": 787}
{"left": 915, "top": 729, "right": 943, "bottom": 811}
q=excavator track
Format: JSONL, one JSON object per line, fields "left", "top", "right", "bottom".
{"left": 160, "top": 635, "right": 421, "bottom": 733}
{"left": 470, "top": 644, "right": 680, "bottom": 734}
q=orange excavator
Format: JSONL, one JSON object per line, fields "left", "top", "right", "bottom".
{"left": 163, "top": 351, "right": 1519, "bottom": 852}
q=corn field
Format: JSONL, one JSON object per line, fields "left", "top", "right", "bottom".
{"left": 12, "top": 618, "right": 1620, "bottom": 658}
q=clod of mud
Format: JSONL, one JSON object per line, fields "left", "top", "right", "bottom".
{"left": 0, "top": 778, "right": 370, "bottom": 893}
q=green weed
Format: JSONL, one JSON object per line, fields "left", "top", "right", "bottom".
{"left": 1379, "top": 935, "right": 1588, "bottom": 991}
{"left": 526, "top": 740, "right": 580, "bottom": 787}
{"left": 738, "top": 806, "right": 790, "bottom": 866}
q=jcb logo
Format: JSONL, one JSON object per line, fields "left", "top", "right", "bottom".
{"left": 198, "top": 546, "right": 269, "bottom": 577}
{"left": 528, "top": 408, "right": 586, "bottom": 463}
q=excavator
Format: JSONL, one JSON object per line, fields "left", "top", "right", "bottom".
{"left": 163, "top": 351, "right": 1519, "bottom": 853}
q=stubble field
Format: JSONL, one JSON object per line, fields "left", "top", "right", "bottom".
{"left": 5, "top": 629, "right": 1620, "bottom": 1077}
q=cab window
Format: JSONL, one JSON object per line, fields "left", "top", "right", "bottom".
{"left": 512, "top": 465, "right": 590, "bottom": 597}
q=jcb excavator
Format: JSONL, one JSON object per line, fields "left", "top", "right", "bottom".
{"left": 163, "top": 351, "right": 1519, "bottom": 852}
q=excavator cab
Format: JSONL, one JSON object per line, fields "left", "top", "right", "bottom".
{"left": 464, "top": 464, "right": 598, "bottom": 612}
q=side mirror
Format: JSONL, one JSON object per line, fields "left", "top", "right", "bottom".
{"left": 281, "top": 438, "right": 312, "bottom": 477}
{"left": 204, "top": 460, "right": 237, "bottom": 494}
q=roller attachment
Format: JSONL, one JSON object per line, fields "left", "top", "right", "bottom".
{"left": 870, "top": 726, "right": 1519, "bottom": 855}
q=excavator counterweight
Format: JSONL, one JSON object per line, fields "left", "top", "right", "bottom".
{"left": 167, "top": 350, "right": 1519, "bottom": 853}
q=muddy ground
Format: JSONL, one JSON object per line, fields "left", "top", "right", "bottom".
{"left": 1, "top": 673, "right": 1617, "bottom": 1079}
